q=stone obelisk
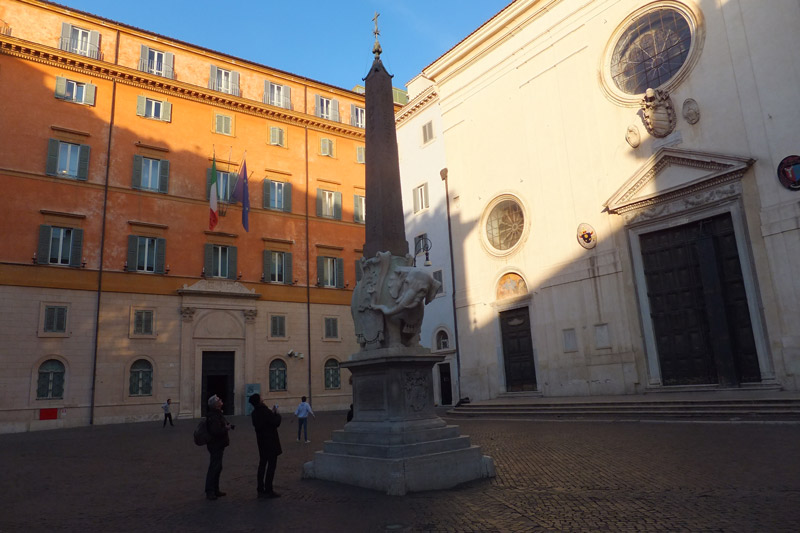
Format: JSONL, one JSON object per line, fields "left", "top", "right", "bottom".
{"left": 302, "top": 15, "right": 494, "bottom": 496}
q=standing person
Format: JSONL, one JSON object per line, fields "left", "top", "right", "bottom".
{"left": 205, "top": 395, "right": 233, "bottom": 501}
{"left": 161, "top": 398, "right": 174, "bottom": 428}
{"left": 294, "top": 396, "right": 315, "bottom": 443}
{"left": 346, "top": 403, "right": 354, "bottom": 423}
{"left": 249, "top": 394, "right": 282, "bottom": 498}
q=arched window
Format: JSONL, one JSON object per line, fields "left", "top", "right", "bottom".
{"left": 436, "top": 330, "right": 450, "bottom": 351}
{"left": 37, "top": 359, "right": 65, "bottom": 399}
{"left": 324, "top": 359, "right": 340, "bottom": 389}
{"left": 129, "top": 359, "right": 153, "bottom": 396}
{"left": 269, "top": 359, "right": 287, "bottom": 391}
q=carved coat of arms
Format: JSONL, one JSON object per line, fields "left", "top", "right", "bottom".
{"left": 639, "top": 88, "right": 677, "bottom": 138}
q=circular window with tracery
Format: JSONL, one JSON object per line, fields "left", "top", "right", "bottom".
{"left": 485, "top": 199, "right": 525, "bottom": 251}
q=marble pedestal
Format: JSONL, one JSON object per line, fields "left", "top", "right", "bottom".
{"left": 303, "top": 348, "right": 495, "bottom": 495}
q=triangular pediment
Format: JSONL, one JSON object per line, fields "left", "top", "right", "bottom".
{"left": 604, "top": 148, "right": 754, "bottom": 214}
{"left": 177, "top": 279, "right": 260, "bottom": 299}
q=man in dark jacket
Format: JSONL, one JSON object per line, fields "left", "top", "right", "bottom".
{"left": 249, "top": 393, "right": 282, "bottom": 498}
{"left": 205, "top": 394, "right": 232, "bottom": 501}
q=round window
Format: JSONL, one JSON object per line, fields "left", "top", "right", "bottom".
{"left": 609, "top": 7, "right": 692, "bottom": 95}
{"left": 485, "top": 199, "right": 524, "bottom": 251}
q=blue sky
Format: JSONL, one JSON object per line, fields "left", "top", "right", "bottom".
{"left": 56, "top": 0, "right": 512, "bottom": 91}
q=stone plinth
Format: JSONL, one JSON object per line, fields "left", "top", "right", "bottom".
{"left": 303, "top": 352, "right": 495, "bottom": 495}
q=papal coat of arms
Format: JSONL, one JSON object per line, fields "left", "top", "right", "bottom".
{"left": 640, "top": 88, "right": 677, "bottom": 138}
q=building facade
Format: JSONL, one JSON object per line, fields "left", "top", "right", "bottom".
{"left": 399, "top": 0, "right": 800, "bottom": 401}
{"left": 0, "top": 0, "right": 371, "bottom": 432}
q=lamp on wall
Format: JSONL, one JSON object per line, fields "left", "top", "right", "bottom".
{"left": 413, "top": 237, "right": 433, "bottom": 267}
{"left": 287, "top": 350, "right": 304, "bottom": 359}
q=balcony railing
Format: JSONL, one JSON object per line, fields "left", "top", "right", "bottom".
{"left": 263, "top": 93, "right": 292, "bottom": 110}
{"left": 209, "top": 78, "right": 240, "bottom": 97}
{"left": 138, "top": 58, "right": 175, "bottom": 80}
{"left": 59, "top": 37, "right": 102, "bottom": 60}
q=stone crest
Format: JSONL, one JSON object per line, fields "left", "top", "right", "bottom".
{"left": 577, "top": 223, "right": 597, "bottom": 249}
{"left": 625, "top": 125, "right": 641, "bottom": 148}
{"left": 404, "top": 370, "right": 427, "bottom": 412}
{"left": 682, "top": 98, "right": 700, "bottom": 125}
{"left": 639, "top": 88, "right": 676, "bottom": 138}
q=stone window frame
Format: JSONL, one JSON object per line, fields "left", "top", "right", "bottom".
{"left": 480, "top": 193, "right": 529, "bottom": 258}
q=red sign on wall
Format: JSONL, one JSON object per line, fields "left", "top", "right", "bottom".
{"left": 39, "top": 408, "right": 58, "bottom": 420}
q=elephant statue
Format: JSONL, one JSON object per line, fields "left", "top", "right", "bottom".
{"left": 369, "top": 267, "right": 441, "bottom": 347}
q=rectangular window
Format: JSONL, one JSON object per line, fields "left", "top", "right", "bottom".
{"left": 352, "top": 106, "right": 365, "bottom": 128}
{"left": 139, "top": 45, "right": 174, "bottom": 79}
{"left": 212, "top": 245, "right": 230, "bottom": 278}
{"left": 49, "top": 227, "right": 74, "bottom": 265}
{"left": 413, "top": 183, "right": 430, "bottom": 213}
{"left": 70, "top": 26, "right": 90, "bottom": 56}
{"left": 47, "top": 139, "right": 90, "bottom": 180}
{"left": 65, "top": 80, "right": 84, "bottom": 102}
{"left": 38, "top": 225, "right": 82, "bottom": 267}
{"left": 216, "top": 68, "right": 231, "bottom": 93}
{"left": 270, "top": 126, "right": 285, "bottom": 147}
{"left": 135, "top": 236, "right": 158, "bottom": 272}
{"left": 270, "top": 251, "right": 286, "bottom": 283}
{"left": 215, "top": 114, "right": 233, "bottom": 135}
{"left": 324, "top": 317, "right": 339, "bottom": 339}
{"left": 270, "top": 315, "right": 286, "bottom": 338}
{"left": 133, "top": 155, "right": 169, "bottom": 193}
{"left": 269, "top": 181, "right": 285, "bottom": 210}
{"left": 134, "top": 310, "right": 154, "bottom": 335}
{"left": 433, "top": 269, "right": 444, "bottom": 295}
{"left": 136, "top": 95, "right": 171, "bottom": 122}
{"left": 59, "top": 23, "right": 99, "bottom": 59}
{"left": 321, "top": 190, "right": 335, "bottom": 217}
{"left": 140, "top": 158, "right": 161, "bottom": 191}
{"left": 270, "top": 83, "right": 285, "bottom": 107}
{"left": 44, "top": 306, "right": 67, "bottom": 333}
{"left": 145, "top": 98, "right": 162, "bottom": 119}
{"left": 356, "top": 146, "right": 365, "bottom": 164}
{"left": 55, "top": 77, "right": 96, "bottom": 105}
{"left": 422, "top": 120, "right": 434, "bottom": 143}
{"left": 217, "top": 171, "right": 235, "bottom": 202}
{"left": 57, "top": 142, "right": 80, "bottom": 177}
{"left": 317, "top": 96, "right": 332, "bottom": 120}
{"left": 354, "top": 194, "right": 366, "bottom": 224}
{"left": 320, "top": 257, "right": 338, "bottom": 288}
{"left": 147, "top": 49, "right": 164, "bottom": 76}
{"left": 320, "top": 138, "right": 334, "bottom": 157}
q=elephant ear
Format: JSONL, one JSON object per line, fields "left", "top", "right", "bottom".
{"left": 425, "top": 277, "right": 442, "bottom": 305}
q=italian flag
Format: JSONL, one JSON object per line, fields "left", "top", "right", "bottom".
{"left": 209, "top": 157, "right": 219, "bottom": 230}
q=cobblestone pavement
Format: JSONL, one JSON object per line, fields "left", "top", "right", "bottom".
{"left": 1, "top": 411, "right": 799, "bottom": 532}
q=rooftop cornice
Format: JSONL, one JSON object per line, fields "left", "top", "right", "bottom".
{"left": 395, "top": 85, "right": 438, "bottom": 126}
{"left": 0, "top": 35, "right": 364, "bottom": 139}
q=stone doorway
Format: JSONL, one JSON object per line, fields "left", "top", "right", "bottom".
{"left": 499, "top": 307, "right": 537, "bottom": 392}
{"left": 201, "top": 351, "right": 235, "bottom": 415}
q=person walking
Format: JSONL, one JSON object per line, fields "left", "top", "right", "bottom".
{"left": 249, "top": 394, "right": 282, "bottom": 498}
{"left": 205, "top": 395, "right": 233, "bottom": 501}
{"left": 161, "top": 398, "right": 174, "bottom": 427}
{"left": 294, "top": 396, "right": 315, "bottom": 443}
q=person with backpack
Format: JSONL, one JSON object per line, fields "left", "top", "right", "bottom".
{"left": 204, "top": 394, "right": 233, "bottom": 501}
{"left": 248, "top": 394, "right": 282, "bottom": 498}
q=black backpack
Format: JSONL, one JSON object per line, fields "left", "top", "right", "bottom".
{"left": 193, "top": 418, "right": 210, "bottom": 446}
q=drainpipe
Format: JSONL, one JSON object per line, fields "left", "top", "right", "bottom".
{"left": 90, "top": 30, "right": 119, "bottom": 424}
{"left": 304, "top": 86, "right": 312, "bottom": 404}
{"left": 440, "top": 168, "right": 462, "bottom": 403}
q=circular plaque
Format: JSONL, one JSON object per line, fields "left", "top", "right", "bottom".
{"left": 777, "top": 155, "right": 800, "bottom": 191}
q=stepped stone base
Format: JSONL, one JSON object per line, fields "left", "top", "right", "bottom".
{"left": 303, "top": 352, "right": 495, "bottom": 495}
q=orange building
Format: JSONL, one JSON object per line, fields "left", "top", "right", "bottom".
{"left": 0, "top": 0, "right": 381, "bottom": 432}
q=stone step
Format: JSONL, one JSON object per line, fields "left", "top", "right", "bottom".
{"left": 322, "top": 435, "right": 472, "bottom": 458}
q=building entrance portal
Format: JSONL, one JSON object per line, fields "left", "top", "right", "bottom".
{"left": 640, "top": 213, "right": 761, "bottom": 386}
{"left": 201, "top": 351, "right": 235, "bottom": 415}
{"left": 438, "top": 363, "right": 453, "bottom": 406}
{"left": 499, "top": 307, "right": 537, "bottom": 392}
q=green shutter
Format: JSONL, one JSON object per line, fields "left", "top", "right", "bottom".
{"left": 162, "top": 101, "right": 171, "bottom": 122}
{"left": 316, "top": 189, "right": 323, "bottom": 217}
{"left": 127, "top": 235, "right": 138, "bottom": 271}
{"left": 136, "top": 95, "right": 146, "bottom": 117}
{"left": 132, "top": 155, "right": 143, "bottom": 189}
{"left": 336, "top": 258, "right": 344, "bottom": 288}
{"left": 350, "top": 104, "right": 356, "bottom": 126}
{"left": 139, "top": 44, "right": 149, "bottom": 71}
{"left": 316, "top": 256, "right": 324, "bottom": 285}
{"left": 155, "top": 238, "right": 166, "bottom": 274}
{"left": 334, "top": 192, "right": 342, "bottom": 220}
{"left": 227, "top": 246, "right": 237, "bottom": 280}
{"left": 231, "top": 71, "right": 240, "bottom": 96}
{"left": 37, "top": 225, "right": 52, "bottom": 264}
{"left": 88, "top": 31, "right": 100, "bottom": 59}
{"left": 77, "top": 144, "right": 90, "bottom": 180}
{"left": 314, "top": 94, "right": 321, "bottom": 117}
{"left": 164, "top": 52, "right": 174, "bottom": 79}
{"left": 209, "top": 65, "right": 217, "bottom": 90}
{"left": 263, "top": 80, "right": 269, "bottom": 104}
{"left": 263, "top": 179, "right": 271, "bottom": 209}
{"left": 331, "top": 99, "right": 340, "bottom": 122}
{"left": 262, "top": 250, "right": 270, "bottom": 281}
{"left": 60, "top": 23, "right": 72, "bottom": 51}
{"left": 55, "top": 76, "right": 67, "bottom": 99}
{"left": 354, "top": 194, "right": 361, "bottom": 222}
{"left": 284, "top": 252, "right": 293, "bottom": 284}
{"left": 84, "top": 83, "right": 96, "bottom": 106}
{"left": 69, "top": 228, "right": 83, "bottom": 268}
{"left": 203, "top": 244, "right": 213, "bottom": 277}
{"left": 283, "top": 85, "right": 292, "bottom": 110}
{"left": 46, "top": 139, "right": 59, "bottom": 176}
{"left": 158, "top": 160, "right": 169, "bottom": 193}
{"left": 283, "top": 183, "right": 292, "bottom": 213}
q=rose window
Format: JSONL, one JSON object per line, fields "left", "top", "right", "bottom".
{"left": 486, "top": 200, "right": 524, "bottom": 251}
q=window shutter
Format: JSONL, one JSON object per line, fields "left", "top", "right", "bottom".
{"left": 206, "top": 168, "right": 212, "bottom": 200}
{"left": 46, "top": 139, "right": 59, "bottom": 176}
{"left": 331, "top": 99, "right": 340, "bottom": 122}
{"left": 283, "top": 183, "right": 292, "bottom": 213}
{"left": 44, "top": 308, "right": 56, "bottom": 332}
{"left": 278, "top": 128, "right": 285, "bottom": 146}
{"left": 55, "top": 76, "right": 67, "bottom": 99}
{"left": 355, "top": 259, "right": 363, "bottom": 282}
{"left": 158, "top": 160, "right": 170, "bottom": 193}
{"left": 262, "top": 250, "right": 270, "bottom": 281}
{"left": 413, "top": 188, "right": 420, "bottom": 213}
{"left": 126, "top": 235, "right": 138, "bottom": 271}
{"left": 231, "top": 71, "right": 240, "bottom": 96}
{"left": 162, "top": 101, "right": 172, "bottom": 122}
{"left": 84, "top": 83, "right": 96, "bottom": 106}
{"left": 336, "top": 258, "right": 344, "bottom": 288}
{"left": 69, "top": 228, "right": 83, "bottom": 267}
{"left": 314, "top": 94, "right": 321, "bottom": 117}
{"left": 262, "top": 179, "right": 271, "bottom": 209}
{"left": 284, "top": 252, "right": 293, "bottom": 284}
{"left": 423, "top": 183, "right": 429, "bottom": 208}
{"left": 350, "top": 104, "right": 356, "bottom": 126}
{"left": 283, "top": 85, "right": 292, "bottom": 109}
{"left": 227, "top": 246, "right": 237, "bottom": 280}
{"left": 155, "top": 238, "right": 166, "bottom": 274}
{"left": 354, "top": 194, "right": 361, "bottom": 222}
{"left": 203, "top": 244, "right": 213, "bottom": 277}
{"left": 164, "top": 52, "right": 174, "bottom": 79}
{"left": 77, "top": 144, "right": 90, "bottom": 180}
{"left": 316, "top": 256, "right": 324, "bottom": 285}
{"left": 139, "top": 44, "right": 149, "bottom": 71}
{"left": 334, "top": 191, "right": 342, "bottom": 220}
{"left": 270, "top": 127, "right": 278, "bottom": 145}
{"left": 136, "top": 95, "right": 146, "bottom": 117}
{"left": 132, "top": 155, "right": 143, "bottom": 189}
{"left": 88, "top": 31, "right": 100, "bottom": 59}
{"left": 316, "top": 189, "right": 323, "bottom": 217}
{"left": 209, "top": 65, "right": 217, "bottom": 90}
{"left": 37, "top": 225, "right": 52, "bottom": 264}
{"left": 215, "top": 114, "right": 224, "bottom": 133}
{"left": 263, "top": 80, "right": 270, "bottom": 104}
{"left": 60, "top": 23, "right": 72, "bottom": 52}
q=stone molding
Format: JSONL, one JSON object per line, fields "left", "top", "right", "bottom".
{"left": 177, "top": 279, "right": 260, "bottom": 299}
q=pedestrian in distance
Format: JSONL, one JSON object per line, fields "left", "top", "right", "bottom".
{"left": 161, "top": 398, "right": 174, "bottom": 427}
{"left": 205, "top": 394, "right": 234, "bottom": 501}
{"left": 294, "top": 396, "right": 315, "bottom": 443}
{"left": 249, "top": 394, "right": 282, "bottom": 498}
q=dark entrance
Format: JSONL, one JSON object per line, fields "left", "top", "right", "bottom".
{"left": 438, "top": 363, "right": 453, "bottom": 406}
{"left": 499, "top": 307, "right": 537, "bottom": 392}
{"left": 201, "top": 351, "right": 235, "bottom": 415}
{"left": 640, "top": 212, "right": 760, "bottom": 386}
